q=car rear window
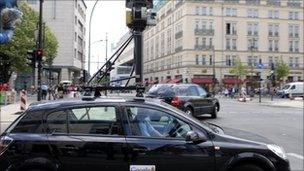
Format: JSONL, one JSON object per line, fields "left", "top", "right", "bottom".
{"left": 174, "top": 86, "right": 199, "bottom": 96}
{"left": 11, "top": 110, "right": 44, "bottom": 134}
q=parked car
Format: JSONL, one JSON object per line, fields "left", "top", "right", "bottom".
{"left": 146, "top": 84, "right": 220, "bottom": 118}
{"left": 0, "top": 97, "right": 290, "bottom": 171}
{"left": 277, "top": 82, "right": 304, "bottom": 98}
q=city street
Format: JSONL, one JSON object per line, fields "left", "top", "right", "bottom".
{"left": 202, "top": 98, "right": 303, "bottom": 171}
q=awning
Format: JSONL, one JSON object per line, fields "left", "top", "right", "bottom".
{"left": 168, "top": 78, "right": 182, "bottom": 83}
{"left": 191, "top": 77, "right": 213, "bottom": 84}
{"left": 222, "top": 78, "right": 242, "bottom": 84}
{"left": 160, "top": 79, "right": 170, "bottom": 84}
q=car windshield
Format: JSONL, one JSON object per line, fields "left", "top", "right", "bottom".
{"left": 282, "top": 85, "right": 291, "bottom": 90}
{"left": 159, "top": 101, "right": 215, "bottom": 133}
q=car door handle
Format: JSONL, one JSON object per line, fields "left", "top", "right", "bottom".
{"left": 133, "top": 148, "right": 148, "bottom": 155}
{"left": 63, "top": 145, "right": 79, "bottom": 150}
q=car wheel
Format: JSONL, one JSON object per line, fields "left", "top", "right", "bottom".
{"left": 233, "top": 164, "right": 264, "bottom": 171}
{"left": 185, "top": 107, "right": 193, "bottom": 116}
{"left": 211, "top": 105, "right": 217, "bottom": 119}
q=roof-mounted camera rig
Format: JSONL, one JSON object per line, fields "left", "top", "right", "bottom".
{"left": 86, "top": 0, "right": 156, "bottom": 98}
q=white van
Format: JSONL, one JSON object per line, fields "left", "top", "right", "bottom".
{"left": 278, "top": 82, "right": 304, "bottom": 98}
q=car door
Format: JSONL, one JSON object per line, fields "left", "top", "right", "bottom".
{"left": 195, "top": 86, "right": 214, "bottom": 114}
{"left": 122, "top": 104, "right": 215, "bottom": 171}
{"left": 46, "top": 105, "right": 129, "bottom": 171}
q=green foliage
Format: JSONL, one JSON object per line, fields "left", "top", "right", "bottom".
{"left": 275, "top": 58, "right": 290, "bottom": 81}
{"left": 0, "top": 2, "right": 58, "bottom": 72}
{"left": 229, "top": 58, "right": 248, "bottom": 78}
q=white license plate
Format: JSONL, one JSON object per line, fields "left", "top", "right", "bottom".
{"left": 130, "top": 165, "right": 156, "bottom": 171}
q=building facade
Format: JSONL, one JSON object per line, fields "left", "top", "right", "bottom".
{"left": 110, "top": 32, "right": 134, "bottom": 86}
{"left": 27, "top": 0, "right": 86, "bottom": 83}
{"left": 143, "top": 0, "right": 303, "bottom": 90}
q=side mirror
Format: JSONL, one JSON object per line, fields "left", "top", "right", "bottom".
{"left": 185, "top": 131, "right": 207, "bottom": 144}
{"left": 206, "top": 93, "right": 213, "bottom": 98}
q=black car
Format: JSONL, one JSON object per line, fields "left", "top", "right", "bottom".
{"left": 147, "top": 84, "right": 220, "bottom": 118}
{"left": 0, "top": 97, "right": 290, "bottom": 171}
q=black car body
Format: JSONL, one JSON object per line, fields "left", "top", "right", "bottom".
{"left": 0, "top": 97, "right": 290, "bottom": 171}
{"left": 147, "top": 84, "right": 220, "bottom": 118}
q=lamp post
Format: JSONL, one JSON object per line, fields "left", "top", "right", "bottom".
{"left": 88, "top": 0, "right": 100, "bottom": 76}
{"left": 91, "top": 32, "right": 108, "bottom": 69}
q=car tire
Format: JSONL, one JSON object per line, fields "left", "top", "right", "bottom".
{"left": 185, "top": 107, "right": 194, "bottom": 116}
{"left": 211, "top": 105, "right": 218, "bottom": 119}
{"left": 233, "top": 164, "right": 264, "bottom": 171}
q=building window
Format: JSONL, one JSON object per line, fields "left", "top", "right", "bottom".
{"left": 295, "top": 57, "right": 299, "bottom": 67}
{"left": 268, "top": 10, "right": 279, "bottom": 19}
{"left": 226, "top": 38, "right": 237, "bottom": 50}
{"left": 226, "top": 22, "right": 237, "bottom": 35}
{"left": 289, "top": 57, "right": 294, "bottom": 67}
{"left": 287, "top": 0, "right": 302, "bottom": 7}
{"left": 268, "top": 39, "right": 279, "bottom": 51}
{"left": 288, "top": 11, "right": 299, "bottom": 20}
{"left": 225, "top": 8, "right": 237, "bottom": 17}
{"left": 247, "top": 38, "right": 258, "bottom": 51}
{"left": 247, "top": 9, "right": 258, "bottom": 18}
{"left": 195, "top": 6, "right": 213, "bottom": 16}
{"left": 268, "top": 24, "right": 279, "bottom": 37}
{"left": 247, "top": 23, "right": 258, "bottom": 36}
{"left": 226, "top": 55, "right": 237, "bottom": 66}
{"left": 289, "top": 40, "right": 299, "bottom": 52}
{"left": 288, "top": 24, "right": 299, "bottom": 38}
{"left": 196, "top": 55, "right": 206, "bottom": 65}
{"left": 248, "top": 56, "right": 258, "bottom": 66}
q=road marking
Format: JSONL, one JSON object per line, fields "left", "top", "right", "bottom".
{"left": 287, "top": 153, "right": 304, "bottom": 160}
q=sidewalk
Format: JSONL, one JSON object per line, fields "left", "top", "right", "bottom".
{"left": 250, "top": 98, "right": 303, "bottom": 109}
{"left": 0, "top": 99, "right": 35, "bottom": 122}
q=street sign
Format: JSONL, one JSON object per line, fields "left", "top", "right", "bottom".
{"left": 257, "top": 63, "right": 264, "bottom": 69}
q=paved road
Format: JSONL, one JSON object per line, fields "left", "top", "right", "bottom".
{"left": 201, "top": 98, "right": 303, "bottom": 171}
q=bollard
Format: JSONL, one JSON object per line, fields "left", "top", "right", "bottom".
{"left": 20, "top": 90, "right": 27, "bottom": 111}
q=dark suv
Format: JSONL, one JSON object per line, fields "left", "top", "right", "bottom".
{"left": 147, "top": 84, "right": 220, "bottom": 118}
{"left": 0, "top": 97, "right": 290, "bottom": 171}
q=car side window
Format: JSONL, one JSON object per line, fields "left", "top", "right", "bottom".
{"left": 11, "top": 110, "right": 44, "bottom": 133}
{"left": 291, "top": 85, "right": 296, "bottom": 90}
{"left": 126, "top": 107, "right": 192, "bottom": 139}
{"left": 188, "top": 86, "right": 199, "bottom": 96}
{"left": 67, "top": 106, "right": 122, "bottom": 135}
{"left": 197, "top": 86, "right": 207, "bottom": 97}
{"left": 47, "top": 110, "right": 68, "bottom": 134}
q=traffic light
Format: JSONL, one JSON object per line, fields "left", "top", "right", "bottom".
{"left": 26, "top": 50, "right": 36, "bottom": 68}
{"left": 35, "top": 49, "right": 43, "bottom": 60}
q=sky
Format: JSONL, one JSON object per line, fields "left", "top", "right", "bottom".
{"left": 85, "top": 0, "right": 129, "bottom": 75}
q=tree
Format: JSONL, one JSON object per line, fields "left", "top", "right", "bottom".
{"left": 229, "top": 58, "right": 248, "bottom": 79}
{"left": 275, "top": 58, "right": 290, "bottom": 86}
{"left": 0, "top": 2, "right": 58, "bottom": 83}
{"left": 229, "top": 58, "right": 248, "bottom": 90}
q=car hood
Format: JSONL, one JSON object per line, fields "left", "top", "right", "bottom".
{"left": 221, "top": 127, "right": 274, "bottom": 144}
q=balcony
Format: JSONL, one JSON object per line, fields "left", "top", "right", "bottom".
{"left": 194, "top": 29, "right": 214, "bottom": 36}
{"left": 287, "top": 1, "right": 301, "bottom": 7}
{"left": 246, "top": 0, "right": 260, "bottom": 5}
{"left": 175, "top": 31, "right": 183, "bottom": 39}
{"left": 194, "top": 45, "right": 213, "bottom": 50}
{"left": 247, "top": 31, "right": 258, "bottom": 36}
{"left": 267, "top": 0, "right": 281, "bottom": 6}
{"left": 268, "top": 32, "right": 279, "bottom": 37}
{"left": 175, "top": 46, "right": 183, "bottom": 52}
{"left": 223, "top": 0, "right": 239, "bottom": 3}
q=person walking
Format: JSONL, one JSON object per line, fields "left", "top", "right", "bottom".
{"left": 41, "top": 84, "right": 48, "bottom": 100}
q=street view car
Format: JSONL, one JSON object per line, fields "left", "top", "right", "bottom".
{"left": 146, "top": 84, "right": 220, "bottom": 118}
{"left": 0, "top": 97, "right": 290, "bottom": 171}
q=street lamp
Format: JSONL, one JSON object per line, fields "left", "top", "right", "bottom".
{"left": 91, "top": 33, "right": 108, "bottom": 69}
{"left": 88, "top": 0, "right": 100, "bottom": 75}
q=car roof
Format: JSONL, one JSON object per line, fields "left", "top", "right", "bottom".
{"left": 27, "top": 96, "right": 164, "bottom": 111}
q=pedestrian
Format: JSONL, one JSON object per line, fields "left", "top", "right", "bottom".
{"left": 41, "top": 84, "right": 48, "bottom": 100}
{"left": 57, "top": 84, "right": 64, "bottom": 99}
